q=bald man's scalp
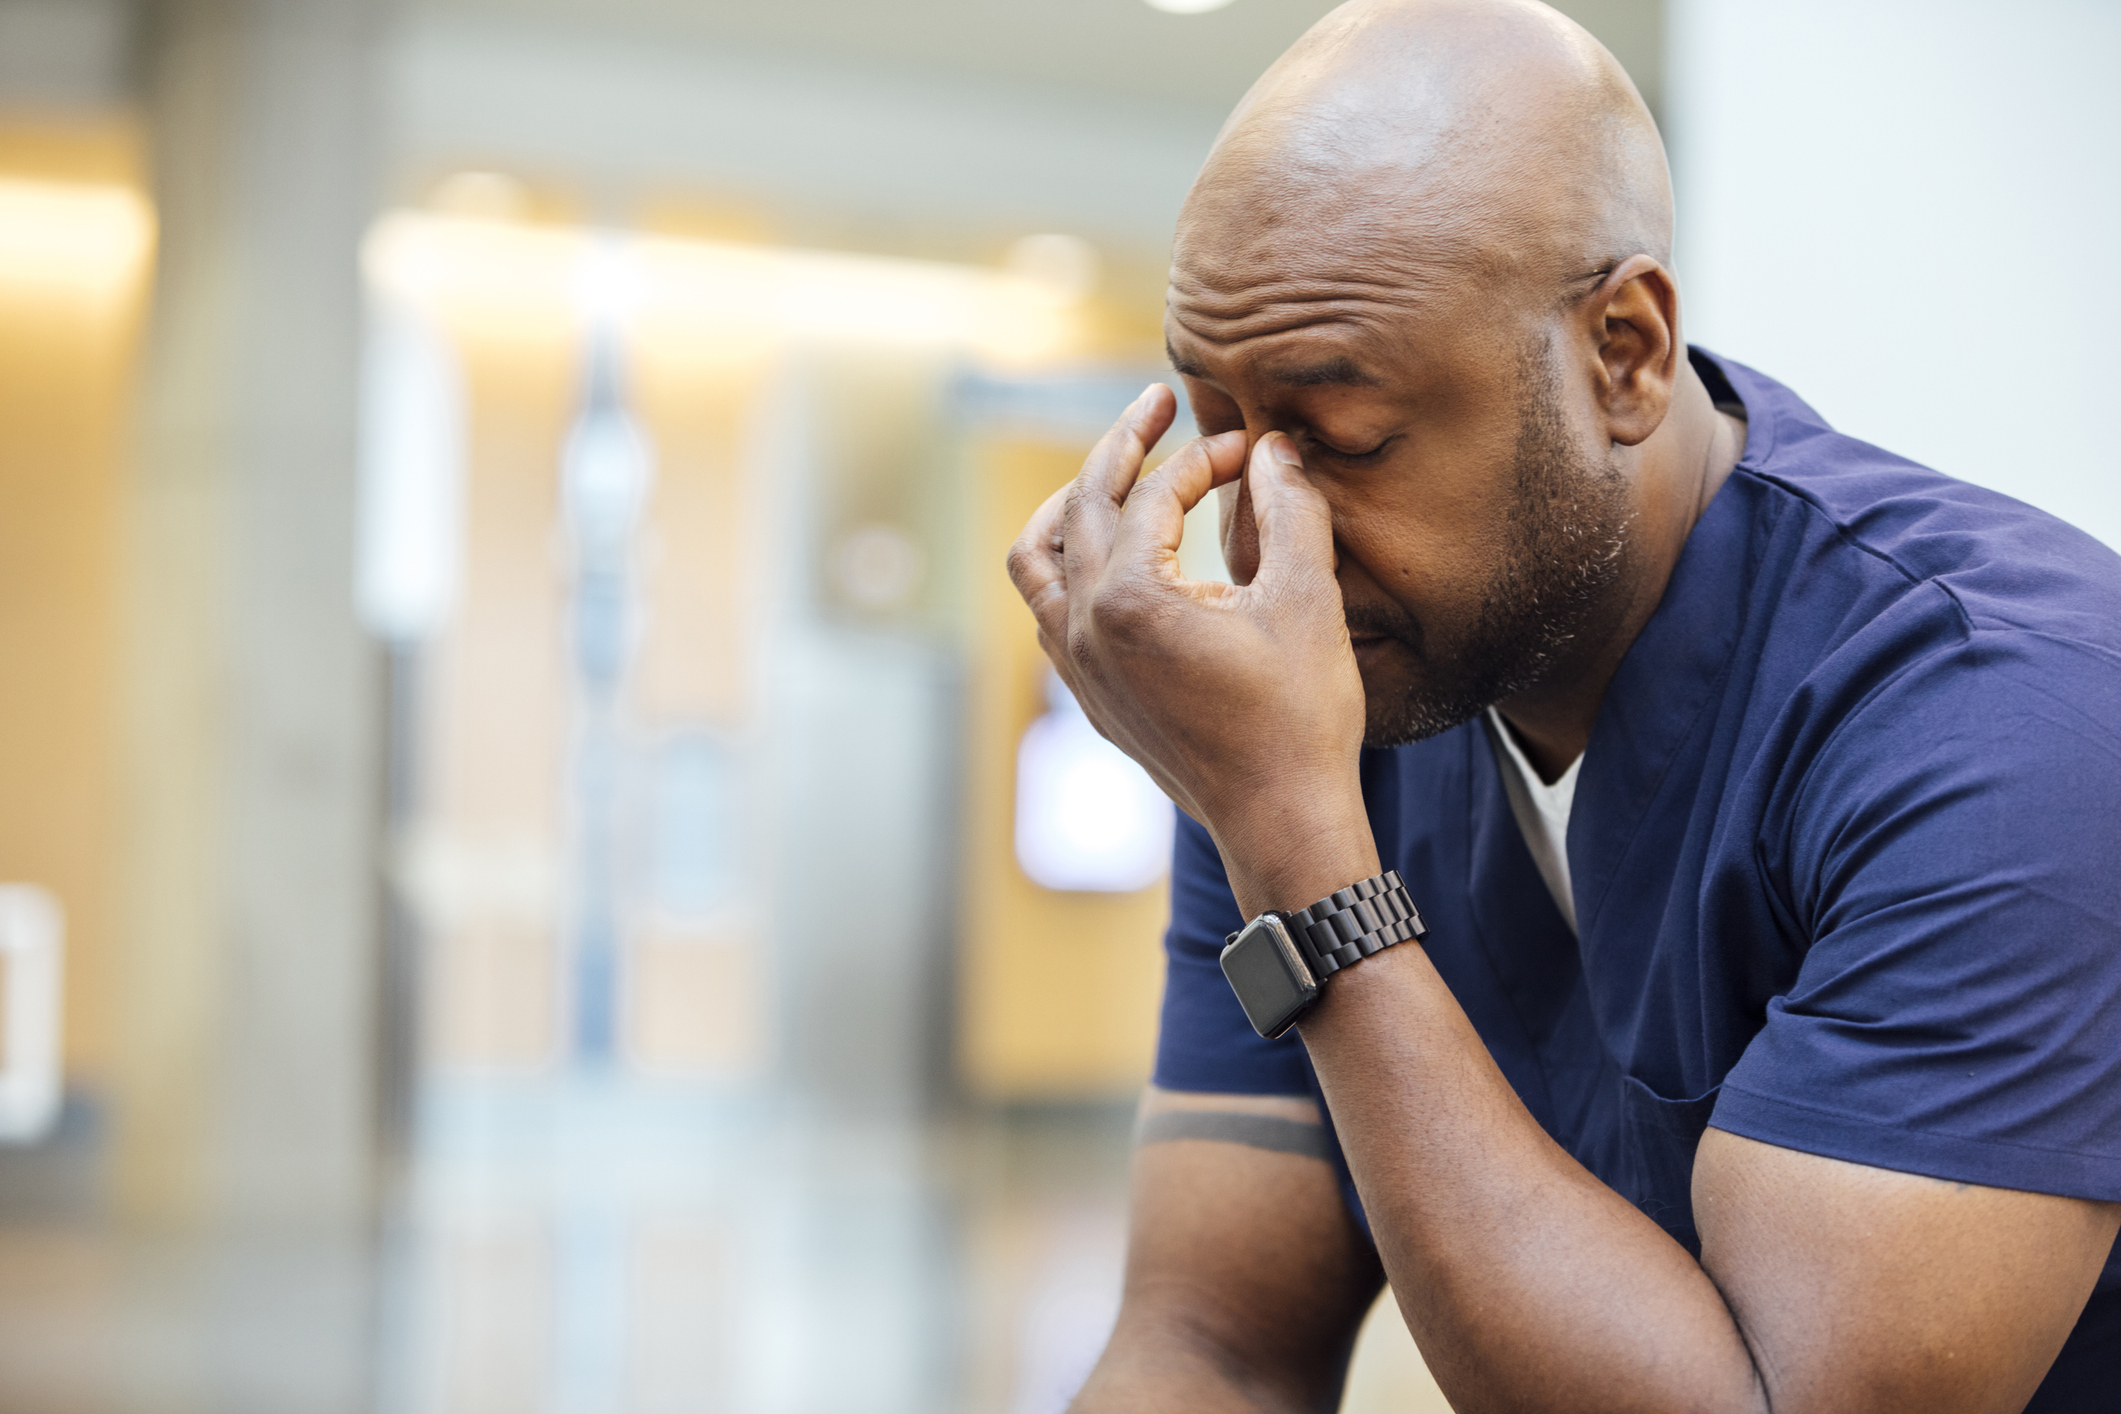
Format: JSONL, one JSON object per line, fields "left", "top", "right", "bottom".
{"left": 1174, "top": 0, "right": 1672, "bottom": 316}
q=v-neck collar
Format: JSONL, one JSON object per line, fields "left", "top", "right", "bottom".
{"left": 1566, "top": 349, "right": 1771, "bottom": 938}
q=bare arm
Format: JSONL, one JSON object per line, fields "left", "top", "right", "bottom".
{"left": 1299, "top": 941, "right": 2120, "bottom": 1414}
{"left": 1072, "top": 1088, "right": 1383, "bottom": 1413}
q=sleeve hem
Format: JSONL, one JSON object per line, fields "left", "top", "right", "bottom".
{"left": 1150, "top": 1052, "right": 1314, "bottom": 1098}
{"left": 1711, "top": 1084, "right": 2121, "bottom": 1203}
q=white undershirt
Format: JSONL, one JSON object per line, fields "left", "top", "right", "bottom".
{"left": 1485, "top": 707, "right": 1583, "bottom": 935}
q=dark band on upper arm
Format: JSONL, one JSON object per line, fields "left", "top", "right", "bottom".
{"left": 1136, "top": 1109, "right": 1334, "bottom": 1161}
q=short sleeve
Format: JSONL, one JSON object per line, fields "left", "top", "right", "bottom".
{"left": 1151, "top": 811, "right": 1316, "bottom": 1095}
{"left": 1714, "top": 637, "right": 2121, "bottom": 1200}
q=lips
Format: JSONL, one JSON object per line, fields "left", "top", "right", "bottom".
{"left": 1345, "top": 602, "right": 1424, "bottom": 665}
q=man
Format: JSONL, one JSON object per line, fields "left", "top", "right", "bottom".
{"left": 1005, "top": 1, "right": 2121, "bottom": 1410}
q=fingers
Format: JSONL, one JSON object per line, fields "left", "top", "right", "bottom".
{"left": 1246, "top": 433, "right": 1339, "bottom": 595}
{"left": 1006, "top": 483, "right": 1072, "bottom": 640}
{"left": 1061, "top": 382, "right": 1177, "bottom": 585}
{"left": 1107, "top": 430, "right": 1249, "bottom": 577}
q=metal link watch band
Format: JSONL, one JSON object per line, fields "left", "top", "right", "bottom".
{"left": 1285, "top": 870, "right": 1426, "bottom": 979}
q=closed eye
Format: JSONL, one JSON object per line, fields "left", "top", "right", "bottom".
{"left": 1304, "top": 434, "right": 1396, "bottom": 465}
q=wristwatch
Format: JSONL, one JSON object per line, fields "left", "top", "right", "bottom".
{"left": 1219, "top": 871, "right": 1426, "bottom": 1039}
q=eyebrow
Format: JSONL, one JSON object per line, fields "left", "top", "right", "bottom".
{"left": 1165, "top": 341, "right": 1381, "bottom": 389}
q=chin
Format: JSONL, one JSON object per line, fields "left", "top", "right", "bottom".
{"left": 1358, "top": 671, "right": 1451, "bottom": 750}
{"left": 1359, "top": 660, "right": 1495, "bottom": 750}
{"left": 1363, "top": 701, "right": 1487, "bottom": 750}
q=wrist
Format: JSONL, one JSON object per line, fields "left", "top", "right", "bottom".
{"left": 1215, "top": 797, "right": 1381, "bottom": 919}
{"left": 1219, "top": 865, "right": 1424, "bottom": 1040}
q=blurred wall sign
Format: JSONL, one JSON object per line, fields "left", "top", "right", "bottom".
{"left": 0, "top": 885, "right": 63, "bottom": 1143}
{"left": 1015, "top": 672, "right": 1174, "bottom": 893}
{"left": 356, "top": 298, "right": 467, "bottom": 641}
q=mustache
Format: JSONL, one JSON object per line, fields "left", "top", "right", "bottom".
{"left": 1344, "top": 602, "right": 1425, "bottom": 656}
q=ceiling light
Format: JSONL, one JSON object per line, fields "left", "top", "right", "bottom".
{"left": 363, "top": 211, "right": 1087, "bottom": 365}
{"left": 1145, "top": 0, "right": 1236, "bottom": 13}
{"left": 0, "top": 177, "right": 153, "bottom": 305}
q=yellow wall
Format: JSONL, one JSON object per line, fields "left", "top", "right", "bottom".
{"left": 402, "top": 220, "right": 782, "bottom": 1076}
{"left": 417, "top": 313, "right": 575, "bottom": 1070}
{"left": 958, "top": 437, "right": 1170, "bottom": 1101}
{"left": 0, "top": 122, "right": 152, "bottom": 1087}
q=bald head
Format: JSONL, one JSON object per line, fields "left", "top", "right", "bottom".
{"left": 1162, "top": 1, "right": 1728, "bottom": 752}
{"left": 1177, "top": 0, "right": 1671, "bottom": 307}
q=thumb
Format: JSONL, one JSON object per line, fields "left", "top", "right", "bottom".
{"left": 1247, "top": 432, "right": 1337, "bottom": 591}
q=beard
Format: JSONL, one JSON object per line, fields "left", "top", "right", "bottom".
{"left": 1356, "top": 345, "right": 1637, "bottom": 748}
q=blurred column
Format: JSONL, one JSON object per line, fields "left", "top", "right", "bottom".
{"left": 118, "top": 0, "right": 384, "bottom": 1231}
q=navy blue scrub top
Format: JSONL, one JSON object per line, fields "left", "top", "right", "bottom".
{"left": 1154, "top": 350, "right": 2121, "bottom": 1410}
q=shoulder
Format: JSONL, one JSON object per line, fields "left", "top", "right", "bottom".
{"left": 1710, "top": 349, "right": 2121, "bottom": 660}
{"left": 1698, "top": 352, "right": 2121, "bottom": 904}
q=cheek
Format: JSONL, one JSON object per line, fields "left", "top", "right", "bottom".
{"left": 1336, "top": 479, "right": 1513, "bottom": 620}
{"left": 1353, "top": 405, "right": 1521, "bottom": 578}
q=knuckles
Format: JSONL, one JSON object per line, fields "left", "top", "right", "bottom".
{"left": 1003, "top": 537, "right": 1039, "bottom": 592}
{"left": 1061, "top": 475, "right": 1104, "bottom": 527}
{"left": 1063, "top": 625, "right": 1099, "bottom": 676}
{"left": 1085, "top": 579, "right": 1164, "bottom": 649}
{"left": 1064, "top": 581, "right": 1160, "bottom": 675}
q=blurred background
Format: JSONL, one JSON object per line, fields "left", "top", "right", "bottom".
{"left": 0, "top": 1, "right": 2111, "bottom": 1410}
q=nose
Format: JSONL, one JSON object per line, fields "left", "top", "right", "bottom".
{"left": 1221, "top": 449, "right": 1262, "bottom": 587}
{"left": 1219, "top": 430, "right": 1344, "bottom": 587}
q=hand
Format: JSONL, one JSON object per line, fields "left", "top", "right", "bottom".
{"left": 1004, "top": 384, "right": 1381, "bottom": 915}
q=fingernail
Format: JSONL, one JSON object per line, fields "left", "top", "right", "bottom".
{"left": 1267, "top": 433, "right": 1303, "bottom": 468}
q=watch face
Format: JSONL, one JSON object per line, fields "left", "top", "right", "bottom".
{"left": 1219, "top": 916, "right": 1319, "bottom": 1040}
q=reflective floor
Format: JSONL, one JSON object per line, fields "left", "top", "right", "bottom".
{"left": 0, "top": 1083, "right": 1444, "bottom": 1413}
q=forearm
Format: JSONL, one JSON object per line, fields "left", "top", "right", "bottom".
{"left": 1296, "top": 935, "right": 1766, "bottom": 1414}
{"left": 1072, "top": 1315, "right": 1346, "bottom": 1414}
{"left": 1074, "top": 1103, "right": 1383, "bottom": 1414}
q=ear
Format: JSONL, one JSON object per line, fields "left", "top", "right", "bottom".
{"left": 1583, "top": 254, "right": 1681, "bottom": 447}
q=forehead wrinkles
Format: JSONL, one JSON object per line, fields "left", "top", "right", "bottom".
{"left": 1171, "top": 179, "right": 1505, "bottom": 354}
{"left": 1166, "top": 219, "right": 1482, "bottom": 360}
{"left": 1165, "top": 269, "right": 1425, "bottom": 350}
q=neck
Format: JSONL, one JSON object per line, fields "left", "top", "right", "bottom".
{"left": 1495, "top": 364, "right": 1743, "bottom": 783}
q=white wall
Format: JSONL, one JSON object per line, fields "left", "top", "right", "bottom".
{"left": 1667, "top": 0, "right": 2121, "bottom": 548}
